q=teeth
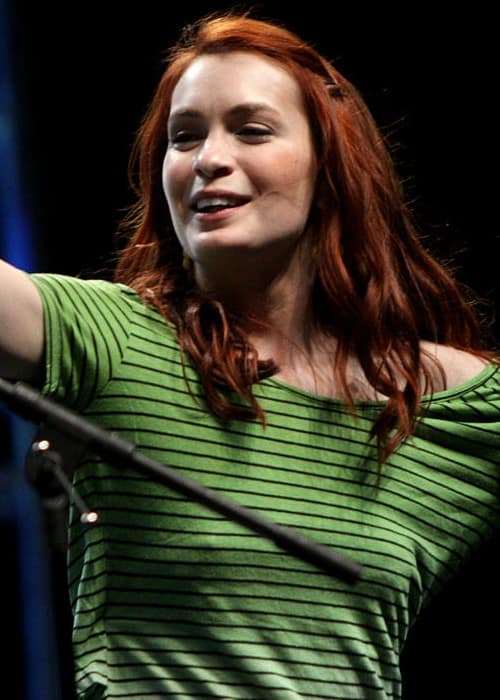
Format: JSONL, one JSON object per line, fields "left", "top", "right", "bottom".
{"left": 196, "top": 196, "right": 241, "bottom": 212}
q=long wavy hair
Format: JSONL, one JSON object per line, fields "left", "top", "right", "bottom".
{"left": 114, "top": 11, "right": 494, "bottom": 462}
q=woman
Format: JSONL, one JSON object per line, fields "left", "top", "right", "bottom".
{"left": 1, "top": 11, "right": 498, "bottom": 700}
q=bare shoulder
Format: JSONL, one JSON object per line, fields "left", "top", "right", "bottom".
{"left": 420, "top": 341, "right": 490, "bottom": 393}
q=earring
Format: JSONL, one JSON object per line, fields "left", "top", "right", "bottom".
{"left": 182, "top": 252, "right": 192, "bottom": 273}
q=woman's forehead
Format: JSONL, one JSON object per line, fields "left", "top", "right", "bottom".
{"left": 170, "top": 52, "right": 305, "bottom": 115}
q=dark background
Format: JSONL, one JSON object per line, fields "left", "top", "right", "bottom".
{"left": 5, "top": 2, "right": 500, "bottom": 698}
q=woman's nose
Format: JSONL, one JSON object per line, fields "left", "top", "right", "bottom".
{"left": 193, "top": 133, "right": 234, "bottom": 178}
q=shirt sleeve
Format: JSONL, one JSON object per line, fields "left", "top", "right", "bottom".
{"left": 29, "top": 273, "right": 132, "bottom": 411}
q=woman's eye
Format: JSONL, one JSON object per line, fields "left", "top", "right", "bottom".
{"left": 168, "top": 131, "right": 200, "bottom": 148}
{"left": 238, "top": 125, "right": 272, "bottom": 139}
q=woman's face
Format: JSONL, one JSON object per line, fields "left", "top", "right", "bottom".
{"left": 162, "top": 51, "right": 317, "bottom": 282}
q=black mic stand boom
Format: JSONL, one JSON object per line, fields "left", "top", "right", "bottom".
{"left": 0, "top": 377, "right": 363, "bottom": 584}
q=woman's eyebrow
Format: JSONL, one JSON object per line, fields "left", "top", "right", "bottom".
{"left": 168, "top": 101, "right": 280, "bottom": 122}
{"left": 227, "top": 102, "right": 281, "bottom": 118}
{"left": 168, "top": 108, "right": 201, "bottom": 123}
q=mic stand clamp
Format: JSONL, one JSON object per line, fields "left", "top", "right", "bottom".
{"left": 25, "top": 438, "right": 98, "bottom": 552}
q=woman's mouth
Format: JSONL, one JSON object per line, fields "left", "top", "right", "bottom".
{"left": 191, "top": 193, "right": 251, "bottom": 222}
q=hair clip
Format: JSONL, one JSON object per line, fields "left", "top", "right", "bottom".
{"left": 325, "top": 80, "right": 345, "bottom": 98}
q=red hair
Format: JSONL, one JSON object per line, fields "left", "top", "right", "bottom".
{"left": 114, "top": 11, "right": 494, "bottom": 462}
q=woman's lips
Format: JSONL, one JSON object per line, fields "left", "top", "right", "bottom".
{"left": 193, "top": 201, "right": 249, "bottom": 223}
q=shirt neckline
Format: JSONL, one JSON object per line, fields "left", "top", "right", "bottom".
{"left": 263, "top": 363, "right": 498, "bottom": 407}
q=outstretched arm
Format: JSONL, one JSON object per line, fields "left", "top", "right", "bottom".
{"left": 0, "top": 259, "right": 44, "bottom": 381}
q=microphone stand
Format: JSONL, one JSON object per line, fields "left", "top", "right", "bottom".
{"left": 0, "top": 376, "right": 363, "bottom": 584}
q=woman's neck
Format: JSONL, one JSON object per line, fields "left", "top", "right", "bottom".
{"left": 195, "top": 240, "right": 319, "bottom": 364}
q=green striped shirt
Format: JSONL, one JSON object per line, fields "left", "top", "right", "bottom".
{"left": 31, "top": 273, "right": 500, "bottom": 700}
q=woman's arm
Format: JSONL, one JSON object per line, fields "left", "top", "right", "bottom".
{"left": 0, "top": 259, "right": 44, "bottom": 380}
